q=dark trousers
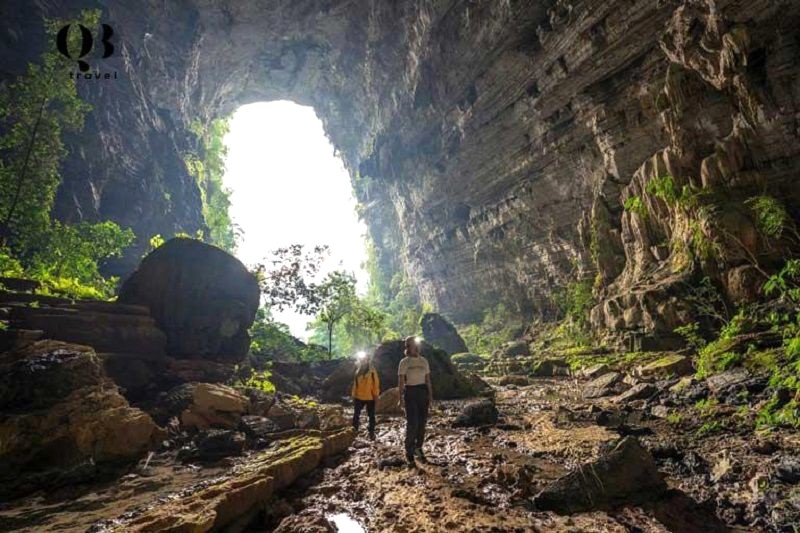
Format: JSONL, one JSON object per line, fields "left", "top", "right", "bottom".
{"left": 353, "top": 399, "right": 376, "bottom": 434}
{"left": 403, "top": 385, "right": 429, "bottom": 458}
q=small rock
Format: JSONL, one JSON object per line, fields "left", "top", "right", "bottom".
{"left": 749, "top": 438, "right": 778, "bottom": 455}
{"left": 378, "top": 455, "right": 407, "bottom": 469}
{"left": 375, "top": 387, "right": 402, "bottom": 415}
{"left": 187, "top": 429, "right": 246, "bottom": 462}
{"left": 669, "top": 376, "right": 694, "bottom": 393}
{"left": 531, "top": 359, "right": 570, "bottom": 377}
{"left": 775, "top": 457, "right": 800, "bottom": 484}
{"left": 452, "top": 399, "right": 499, "bottom": 428}
{"left": 238, "top": 415, "right": 280, "bottom": 439}
{"left": 266, "top": 402, "right": 298, "bottom": 430}
{"left": 581, "top": 364, "right": 609, "bottom": 379}
{"left": 614, "top": 383, "right": 657, "bottom": 403}
{"left": 180, "top": 383, "right": 248, "bottom": 430}
{"left": 502, "top": 340, "right": 530, "bottom": 357}
{"left": 637, "top": 354, "right": 693, "bottom": 378}
{"left": 297, "top": 410, "right": 321, "bottom": 430}
{"left": 651, "top": 405, "right": 671, "bottom": 419}
{"left": 499, "top": 375, "right": 530, "bottom": 386}
{"left": 712, "top": 453, "right": 734, "bottom": 482}
{"left": 583, "top": 372, "right": 623, "bottom": 399}
{"left": 706, "top": 368, "right": 752, "bottom": 395}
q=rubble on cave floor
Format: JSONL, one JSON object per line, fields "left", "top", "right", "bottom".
{"left": 1, "top": 364, "right": 797, "bottom": 531}
{"left": 265, "top": 375, "right": 792, "bottom": 532}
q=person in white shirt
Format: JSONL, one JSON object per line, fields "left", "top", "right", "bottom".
{"left": 397, "top": 336, "right": 433, "bottom": 467}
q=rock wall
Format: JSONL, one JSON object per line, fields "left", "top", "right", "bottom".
{"left": 2, "top": 0, "right": 799, "bottom": 335}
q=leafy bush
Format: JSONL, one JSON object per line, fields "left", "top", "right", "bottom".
{"left": 0, "top": 12, "right": 95, "bottom": 248}
{"left": 674, "top": 322, "right": 706, "bottom": 351}
{"left": 22, "top": 220, "right": 134, "bottom": 298}
{"left": 746, "top": 195, "right": 790, "bottom": 240}
{"left": 0, "top": 248, "right": 24, "bottom": 277}
{"left": 235, "top": 367, "right": 275, "bottom": 394}
{"left": 623, "top": 195, "right": 647, "bottom": 217}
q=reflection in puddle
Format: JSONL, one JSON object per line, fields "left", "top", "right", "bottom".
{"left": 327, "top": 512, "right": 366, "bottom": 532}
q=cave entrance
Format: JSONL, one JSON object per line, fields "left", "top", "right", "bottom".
{"left": 223, "top": 101, "right": 368, "bottom": 339}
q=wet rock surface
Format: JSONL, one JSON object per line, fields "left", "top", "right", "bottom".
{"left": 266, "top": 376, "right": 748, "bottom": 533}
{"left": 0, "top": 341, "right": 161, "bottom": 499}
{"left": 1, "top": 367, "right": 797, "bottom": 531}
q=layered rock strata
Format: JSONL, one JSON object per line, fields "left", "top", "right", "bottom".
{"left": 0, "top": 0, "right": 797, "bottom": 337}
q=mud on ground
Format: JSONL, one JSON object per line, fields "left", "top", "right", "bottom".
{"left": 263, "top": 378, "right": 752, "bottom": 532}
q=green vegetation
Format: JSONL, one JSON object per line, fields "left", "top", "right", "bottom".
{"left": 459, "top": 303, "right": 525, "bottom": 355}
{"left": 666, "top": 411, "right": 683, "bottom": 425}
{"left": 745, "top": 195, "right": 796, "bottom": 241}
{"left": 623, "top": 195, "right": 647, "bottom": 217}
{"left": 363, "top": 238, "right": 425, "bottom": 338}
{"left": 549, "top": 279, "right": 595, "bottom": 347}
{"left": 674, "top": 322, "right": 706, "bottom": 351}
{"left": 185, "top": 118, "right": 237, "bottom": 252}
{"left": 234, "top": 367, "right": 276, "bottom": 394}
{"left": 645, "top": 174, "right": 697, "bottom": 208}
{"left": 0, "top": 13, "right": 95, "bottom": 247}
{"left": 257, "top": 244, "right": 389, "bottom": 359}
{"left": 0, "top": 12, "right": 135, "bottom": 299}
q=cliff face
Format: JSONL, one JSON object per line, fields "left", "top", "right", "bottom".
{"left": 2, "top": 0, "right": 799, "bottom": 338}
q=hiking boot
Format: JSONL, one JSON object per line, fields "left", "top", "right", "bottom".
{"left": 368, "top": 431, "right": 376, "bottom": 441}
{"left": 406, "top": 454, "right": 417, "bottom": 468}
{"left": 415, "top": 448, "right": 428, "bottom": 464}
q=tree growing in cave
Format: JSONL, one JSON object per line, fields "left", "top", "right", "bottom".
{"left": 0, "top": 12, "right": 95, "bottom": 248}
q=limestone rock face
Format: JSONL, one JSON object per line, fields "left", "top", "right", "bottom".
{"left": 420, "top": 313, "right": 468, "bottom": 355}
{"left": 2, "top": 1, "right": 799, "bottom": 337}
{"left": 0, "top": 341, "right": 161, "bottom": 499}
{"left": 119, "top": 238, "right": 259, "bottom": 362}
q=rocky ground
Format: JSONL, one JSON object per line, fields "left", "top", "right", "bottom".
{"left": 1, "top": 369, "right": 797, "bottom": 532}
{"left": 253, "top": 373, "right": 799, "bottom": 532}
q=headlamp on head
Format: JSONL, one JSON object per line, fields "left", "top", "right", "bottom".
{"left": 356, "top": 350, "right": 367, "bottom": 360}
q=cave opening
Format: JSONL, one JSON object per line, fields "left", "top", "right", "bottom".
{"left": 222, "top": 100, "right": 369, "bottom": 339}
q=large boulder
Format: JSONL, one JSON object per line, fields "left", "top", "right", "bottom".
{"left": 534, "top": 437, "right": 667, "bottom": 513}
{"left": 320, "top": 340, "right": 475, "bottom": 401}
{"left": 118, "top": 238, "right": 259, "bottom": 362}
{"left": 0, "top": 341, "right": 161, "bottom": 499}
{"left": 420, "top": 312, "right": 468, "bottom": 354}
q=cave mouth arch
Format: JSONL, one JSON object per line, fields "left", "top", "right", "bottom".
{"left": 223, "top": 100, "right": 369, "bottom": 338}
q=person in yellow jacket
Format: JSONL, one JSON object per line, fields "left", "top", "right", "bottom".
{"left": 351, "top": 353, "right": 380, "bottom": 440}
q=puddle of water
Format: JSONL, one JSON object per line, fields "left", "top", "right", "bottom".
{"left": 327, "top": 513, "right": 366, "bottom": 533}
